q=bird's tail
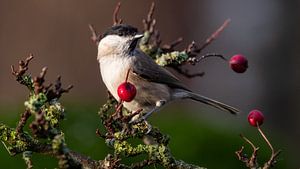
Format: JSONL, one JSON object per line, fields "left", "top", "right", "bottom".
{"left": 174, "top": 90, "right": 239, "bottom": 115}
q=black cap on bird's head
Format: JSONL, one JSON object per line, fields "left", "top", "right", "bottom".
{"left": 98, "top": 24, "right": 143, "bottom": 54}
{"left": 103, "top": 24, "right": 138, "bottom": 37}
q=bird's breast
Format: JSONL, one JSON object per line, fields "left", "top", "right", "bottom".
{"left": 99, "top": 54, "right": 171, "bottom": 113}
{"left": 99, "top": 56, "right": 133, "bottom": 99}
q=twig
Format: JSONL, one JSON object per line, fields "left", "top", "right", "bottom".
{"left": 162, "top": 37, "right": 184, "bottom": 53}
{"left": 113, "top": 2, "right": 123, "bottom": 25}
{"left": 88, "top": 24, "right": 101, "bottom": 45}
{"left": 46, "top": 76, "right": 73, "bottom": 100}
{"left": 186, "top": 53, "right": 226, "bottom": 65}
{"left": 239, "top": 134, "right": 259, "bottom": 168}
{"left": 196, "top": 18, "right": 231, "bottom": 53}
{"left": 11, "top": 54, "right": 34, "bottom": 77}
{"left": 236, "top": 128, "right": 282, "bottom": 169}
{"left": 16, "top": 110, "right": 31, "bottom": 134}
{"left": 143, "top": 2, "right": 156, "bottom": 34}
{"left": 33, "top": 67, "right": 47, "bottom": 94}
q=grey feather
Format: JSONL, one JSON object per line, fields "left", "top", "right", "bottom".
{"left": 185, "top": 91, "right": 239, "bottom": 114}
{"left": 132, "top": 50, "right": 190, "bottom": 91}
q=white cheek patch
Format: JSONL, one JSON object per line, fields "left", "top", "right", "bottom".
{"left": 97, "top": 35, "right": 130, "bottom": 58}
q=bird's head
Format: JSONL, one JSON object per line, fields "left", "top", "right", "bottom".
{"left": 97, "top": 24, "right": 143, "bottom": 59}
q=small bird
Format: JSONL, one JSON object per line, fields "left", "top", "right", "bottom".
{"left": 97, "top": 24, "right": 239, "bottom": 120}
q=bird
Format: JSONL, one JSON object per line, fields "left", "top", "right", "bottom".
{"left": 97, "top": 24, "right": 239, "bottom": 121}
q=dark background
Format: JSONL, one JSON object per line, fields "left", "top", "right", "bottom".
{"left": 0, "top": 0, "right": 299, "bottom": 168}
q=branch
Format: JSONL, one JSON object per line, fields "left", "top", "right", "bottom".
{"left": 236, "top": 127, "right": 281, "bottom": 169}
{"left": 16, "top": 110, "right": 31, "bottom": 134}
{"left": 11, "top": 54, "right": 34, "bottom": 78}
{"left": 11, "top": 54, "right": 34, "bottom": 89}
{"left": 139, "top": 16, "right": 230, "bottom": 79}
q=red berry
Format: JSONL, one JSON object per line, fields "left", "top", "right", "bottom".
{"left": 229, "top": 54, "right": 248, "bottom": 73}
{"left": 248, "top": 110, "right": 264, "bottom": 127}
{"left": 117, "top": 82, "right": 137, "bottom": 102}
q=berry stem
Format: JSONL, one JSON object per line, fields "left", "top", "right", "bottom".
{"left": 125, "top": 68, "right": 131, "bottom": 82}
{"left": 257, "top": 124, "right": 274, "bottom": 155}
{"left": 198, "top": 53, "right": 227, "bottom": 62}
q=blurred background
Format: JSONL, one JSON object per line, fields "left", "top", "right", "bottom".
{"left": 0, "top": 0, "right": 299, "bottom": 168}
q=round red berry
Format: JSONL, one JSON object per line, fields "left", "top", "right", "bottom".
{"left": 248, "top": 110, "right": 264, "bottom": 127}
{"left": 117, "top": 82, "right": 137, "bottom": 102}
{"left": 229, "top": 54, "right": 248, "bottom": 73}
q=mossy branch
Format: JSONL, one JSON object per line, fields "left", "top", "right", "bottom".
{"left": 1, "top": 48, "right": 205, "bottom": 169}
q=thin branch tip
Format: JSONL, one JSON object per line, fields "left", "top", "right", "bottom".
{"left": 113, "top": 2, "right": 123, "bottom": 25}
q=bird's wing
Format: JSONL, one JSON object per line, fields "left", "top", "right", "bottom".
{"left": 132, "top": 50, "right": 190, "bottom": 91}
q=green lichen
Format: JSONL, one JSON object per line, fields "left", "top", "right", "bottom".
{"left": 24, "top": 93, "right": 47, "bottom": 112}
{"left": 139, "top": 31, "right": 190, "bottom": 67}
{"left": 44, "top": 101, "right": 65, "bottom": 128}
{"left": 0, "top": 124, "right": 30, "bottom": 155}
{"left": 52, "top": 133, "right": 66, "bottom": 154}
{"left": 18, "top": 75, "right": 34, "bottom": 91}
{"left": 139, "top": 31, "right": 161, "bottom": 59}
{"left": 155, "top": 51, "right": 189, "bottom": 66}
{"left": 22, "top": 151, "right": 33, "bottom": 169}
{"left": 114, "top": 140, "right": 146, "bottom": 157}
{"left": 113, "top": 132, "right": 124, "bottom": 140}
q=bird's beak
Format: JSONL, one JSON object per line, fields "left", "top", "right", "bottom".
{"left": 134, "top": 34, "right": 144, "bottom": 40}
{"left": 129, "top": 34, "right": 144, "bottom": 52}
